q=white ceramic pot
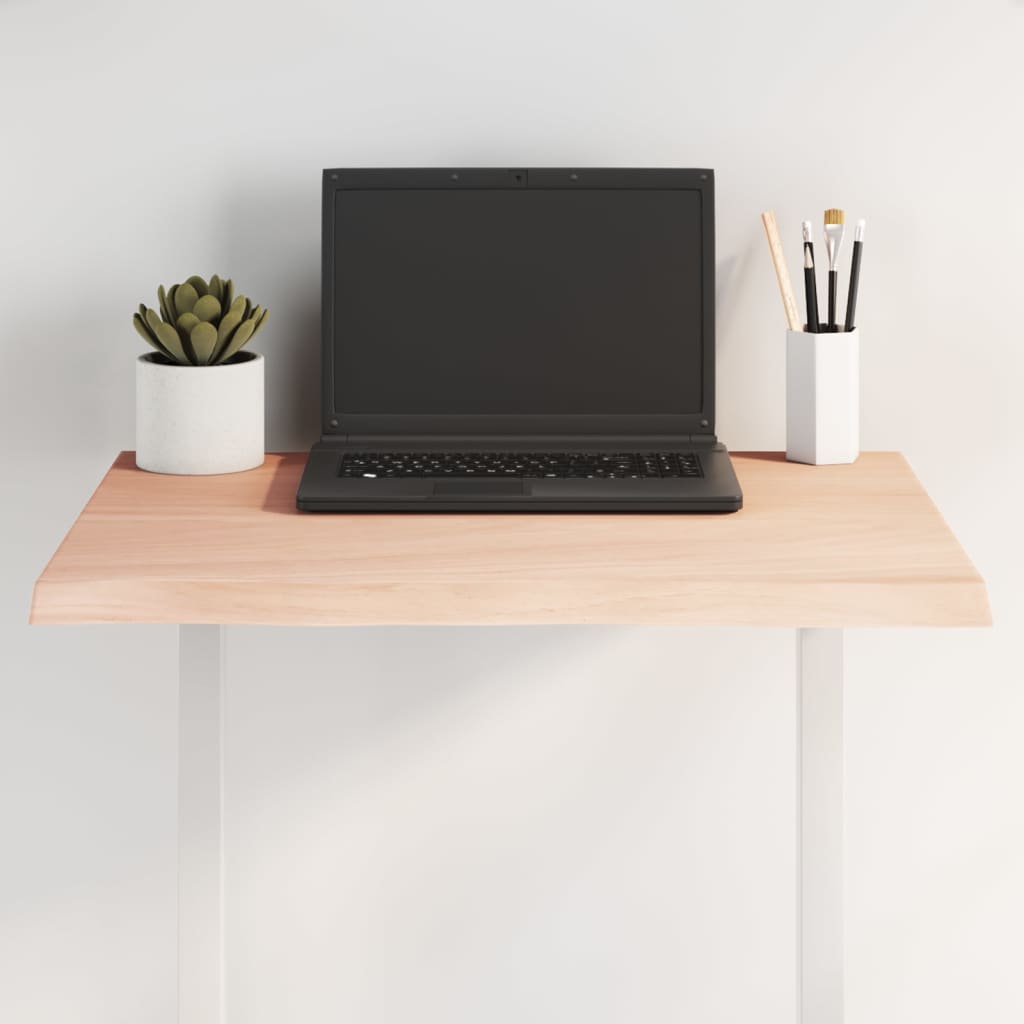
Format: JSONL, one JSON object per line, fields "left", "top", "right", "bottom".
{"left": 785, "top": 328, "right": 859, "bottom": 466}
{"left": 136, "top": 352, "right": 265, "bottom": 475}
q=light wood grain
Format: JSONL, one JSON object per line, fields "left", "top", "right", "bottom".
{"left": 762, "top": 210, "right": 802, "bottom": 331}
{"left": 30, "top": 452, "right": 991, "bottom": 627}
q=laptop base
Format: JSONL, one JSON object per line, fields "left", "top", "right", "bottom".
{"left": 296, "top": 441, "right": 742, "bottom": 513}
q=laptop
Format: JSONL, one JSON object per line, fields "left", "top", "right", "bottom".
{"left": 296, "top": 168, "right": 743, "bottom": 512}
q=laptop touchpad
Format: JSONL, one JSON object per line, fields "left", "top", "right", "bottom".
{"left": 433, "top": 479, "right": 526, "bottom": 496}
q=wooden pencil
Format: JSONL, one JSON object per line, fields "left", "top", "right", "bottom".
{"left": 761, "top": 210, "right": 801, "bottom": 330}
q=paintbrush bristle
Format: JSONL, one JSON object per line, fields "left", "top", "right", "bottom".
{"left": 824, "top": 208, "right": 845, "bottom": 225}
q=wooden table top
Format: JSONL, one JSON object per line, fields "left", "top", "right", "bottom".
{"left": 30, "top": 452, "right": 990, "bottom": 627}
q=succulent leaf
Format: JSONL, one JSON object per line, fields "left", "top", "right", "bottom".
{"left": 176, "top": 311, "right": 201, "bottom": 336}
{"left": 190, "top": 321, "right": 218, "bottom": 365}
{"left": 214, "top": 316, "right": 255, "bottom": 364}
{"left": 186, "top": 275, "right": 209, "bottom": 297}
{"left": 246, "top": 304, "right": 266, "bottom": 340}
{"left": 133, "top": 311, "right": 172, "bottom": 357}
{"left": 153, "top": 317, "right": 191, "bottom": 364}
{"left": 157, "top": 285, "right": 175, "bottom": 324}
{"left": 222, "top": 278, "right": 234, "bottom": 313}
{"left": 179, "top": 328, "right": 198, "bottom": 364}
{"left": 208, "top": 274, "right": 223, "bottom": 303}
{"left": 192, "top": 294, "right": 222, "bottom": 323}
{"left": 173, "top": 282, "right": 199, "bottom": 317}
{"left": 212, "top": 297, "right": 246, "bottom": 361}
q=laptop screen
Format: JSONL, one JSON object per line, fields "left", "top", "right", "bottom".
{"left": 329, "top": 183, "right": 706, "bottom": 420}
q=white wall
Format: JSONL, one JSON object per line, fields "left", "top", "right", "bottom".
{"left": 1, "top": 1, "right": 1022, "bottom": 1021}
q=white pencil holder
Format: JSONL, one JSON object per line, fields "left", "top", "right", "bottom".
{"left": 786, "top": 328, "right": 859, "bottom": 465}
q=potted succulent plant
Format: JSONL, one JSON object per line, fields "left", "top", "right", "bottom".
{"left": 132, "top": 274, "right": 268, "bottom": 474}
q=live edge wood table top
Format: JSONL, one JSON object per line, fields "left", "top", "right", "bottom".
{"left": 30, "top": 452, "right": 990, "bottom": 628}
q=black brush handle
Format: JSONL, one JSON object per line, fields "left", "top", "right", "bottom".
{"left": 803, "top": 243, "right": 820, "bottom": 332}
{"left": 845, "top": 240, "right": 862, "bottom": 332}
{"left": 828, "top": 270, "right": 838, "bottom": 331}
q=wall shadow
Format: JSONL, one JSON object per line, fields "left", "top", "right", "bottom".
{"left": 220, "top": 179, "right": 322, "bottom": 453}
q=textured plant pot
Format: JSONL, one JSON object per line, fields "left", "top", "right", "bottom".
{"left": 136, "top": 352, "right": 264, "bottom": 474}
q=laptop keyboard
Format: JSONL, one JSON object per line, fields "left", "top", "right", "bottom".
{"left": 339, "top": 451, "right": 702, "bottom": 479}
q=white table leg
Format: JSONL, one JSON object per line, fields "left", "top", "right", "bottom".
{"left": 178, "top": 625, "right": 225, "bottom": 1024}
{"left": 796, "top": 627, "right": 844, "bottom": 1024}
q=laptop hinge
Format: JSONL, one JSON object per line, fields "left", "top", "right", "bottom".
{"left": 320, "top": 433, "right": 717, "bottom": 447}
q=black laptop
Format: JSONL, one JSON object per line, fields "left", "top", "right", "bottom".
{"left": 296, "top": 168, "right": 742, "bottom": 512}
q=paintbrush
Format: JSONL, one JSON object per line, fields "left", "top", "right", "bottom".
{"left": 844, "top": 219, "right": 865, "bottom": 332}
{"left": 823, "top": 208, "right": 845, "bottom": 331}
{"left": 802, "top": 221, "right": 820, "bottom": 333}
